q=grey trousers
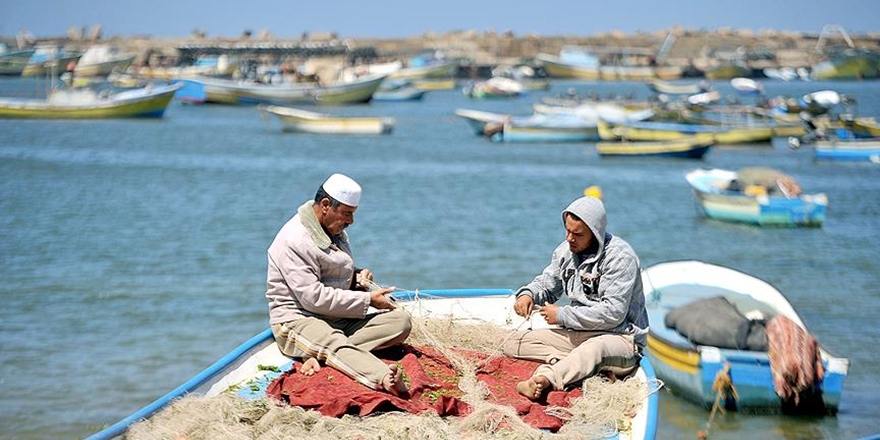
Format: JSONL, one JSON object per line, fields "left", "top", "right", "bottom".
{"left": 502, "top": 328, "right": 640, "bottom": 391}
{"left": 271, "top": 309, "right": 412, "bottom": 390}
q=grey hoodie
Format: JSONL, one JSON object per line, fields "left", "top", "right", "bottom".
{"left": 516, "top": 197, "right": 649, "bottom": 348}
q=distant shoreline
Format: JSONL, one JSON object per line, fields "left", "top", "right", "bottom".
{"left": 4, "top": 27, "right": 880, "bottom": 79}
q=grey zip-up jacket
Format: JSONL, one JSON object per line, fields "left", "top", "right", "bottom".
{"left": 516, "top": 197, "right": 649, "bottom": 348}
{"left": 266, "top": 201, "right": 370, "bottom": 325}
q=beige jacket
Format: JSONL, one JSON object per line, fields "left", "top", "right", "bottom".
{"left": 266, "top": 201, "right": 370, "bottom": 325}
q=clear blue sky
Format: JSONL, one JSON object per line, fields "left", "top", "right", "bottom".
{"left": 2, "top": 0, "right": 877, "bottom": 39}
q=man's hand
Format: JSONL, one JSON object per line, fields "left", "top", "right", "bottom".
{"left": 539, "top": 304, "right": 559, "bottom": 325}
{"left": 513, "top": 295, "right": 534, "bottom": 318}
{"left": 369, "top": 287, "right": 397, "bottom": 310}
{"left": 356, "top": 269, "right": 374, "bottom": 289}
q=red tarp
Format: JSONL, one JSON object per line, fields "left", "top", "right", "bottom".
{"left": 266, "top": 344, "right": 581, "bottom": 431}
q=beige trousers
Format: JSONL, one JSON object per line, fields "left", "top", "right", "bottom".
{"left": 502, "top": 328, "right": 640, "bottom": 391}
{"left": 272, "top": 309, "right": 412, "bottom": 390}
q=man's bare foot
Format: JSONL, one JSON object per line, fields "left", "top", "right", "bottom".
{"left": 300, "top": 357, "right": 321, "bottom": 376}
{"left": 516, "top": 375, "right": 551, "bottom": 401}
{"left": 380, "top": 364, "right": 408, "bottom": 397}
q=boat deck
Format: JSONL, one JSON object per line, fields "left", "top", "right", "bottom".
{"left": 646, "top": 283, "right": 778, "bottom": 351}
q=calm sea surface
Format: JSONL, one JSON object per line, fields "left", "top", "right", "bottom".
{"left": 1, "top": 77, "right": 878, "bottom": 440}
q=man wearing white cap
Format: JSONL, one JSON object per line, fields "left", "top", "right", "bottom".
{"left": 265, "top": 173, "right": 411, "bottom": 396}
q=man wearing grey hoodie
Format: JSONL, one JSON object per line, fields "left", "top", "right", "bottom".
{"left": 503, "top": 196, "right": 648, "bottom": 400}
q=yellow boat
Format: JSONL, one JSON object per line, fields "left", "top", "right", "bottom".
{"left": 409, "top": 78, "right": 457, "bottom": 91}
{"left": 600, "top": 119, "right": 774, "bottom": 144}
{"left": 0, "top": 82, "right": 181, "bottom": 119}
{"left": 596, "top": 135, "right": 714, "bottom": 158}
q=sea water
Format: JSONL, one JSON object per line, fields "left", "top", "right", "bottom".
{"left": 1, "top": 77, "right": 878, "bottom": 439}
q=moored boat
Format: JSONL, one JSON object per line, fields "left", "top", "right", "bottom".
{"left": 538, "top": 46, "right": 682, "bottom": 81}
{"left": 642, "top": 260, "right": 848, "bottom": 413}
{"left": 646, "top": 79, "right": 708, "bottom": 95}
{"left": 597, "top": 135, "right": 714, "bottom": 158}
{"left": 850, "top": 117, "right": 880, "bottom": 137}
{"left": 73, "top": 45, "right": 135, "bottom": 77}
{"left": 84, "top": 289, "right": 660, "bottom": 440}
{"left": 601, "top": 119, "right": 774, "bottom": 144}
{"left": 194, "top": 73, "right": 387, "bottom": 105}
{"left": 20, "top": 47, "right": 81, "bottom": 77}
{"left": 461, "top": 77, "right": 523, "bottom": 99}
{"left": 371, "top": 80, "right": 425, "bottom": 101}
{"left": 814, "top": 137, "right": 880, "bottom": 162}
{"left": 387, "top": 52, "right": 458, "bottom": 81}
{"left": 453, "top": 108, "right": 510, "bottom": 135}
{"left": 685, "top": 167, "right": 827, "bottom": 227}
{"left": 0, "top": 82, "right": 181, "bottom": 119}
{"left": 260, "top": 105, "right": 394, "bottom": 135}
{"left": 493, "top": 113, "right": 599, "bottom": 143}
{"left": 409, "top": 77, "right": 457, "bottom": 90}
{"left": 0, "top": 45, "right": 36, "bottom": 76}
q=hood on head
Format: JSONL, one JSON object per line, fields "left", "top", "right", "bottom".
{"left": 562, "top": 196, "right": 607, "bottom": 254}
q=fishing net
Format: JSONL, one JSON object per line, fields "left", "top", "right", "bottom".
{"left": 125, "top": 316, "right": 657, "bottom": 440}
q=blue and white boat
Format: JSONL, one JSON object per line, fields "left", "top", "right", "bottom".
{"left": 493, "top": 113, "right": 599, "bottom": 143}
{"left": 685, "top": 168, "right": 827, "bottom": 227}
{"left": 372, "top": 80, "right": 426, "bottom": 102}
{"left": 642, "top": 260, "right": 848, "bottom": 413}
{"left": 814, "top": 137, "right": 880, "bottom": 162}
{"left": 85, "top": 289, "right": 659, "bottom": 440}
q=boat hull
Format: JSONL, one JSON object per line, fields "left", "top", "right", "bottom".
{"left": 597, "top": 136, "right": 713, "bottom": 158}
{"left": 814, "top": 138, "right": 880, "bottom": 162}
{"left": 607, "top": 120, "right": 773, "bottom": 144}
{"left": 642, "top": 260, "right": 849, "bottom": 413}
{"left": 498, "top": 124, "right": 599, "bottom": 143}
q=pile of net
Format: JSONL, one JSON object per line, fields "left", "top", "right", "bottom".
{"left": 126, "top": 318, "right": 654, "bottom": 440}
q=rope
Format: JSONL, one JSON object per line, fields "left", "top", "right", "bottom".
{"left": 698, "top": 363, "right": 737, "bottom": 440}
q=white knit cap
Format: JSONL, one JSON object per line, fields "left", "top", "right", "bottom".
{"left": 322, "top": 173, "right": 361, "bottom": 207}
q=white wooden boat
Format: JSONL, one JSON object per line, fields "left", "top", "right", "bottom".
{"left": 462, "top": 77, "right": 523, "bottom": 99}
{"left": 73, "top": 45, "right": 135, "bottom": 77}
{"left": 195, "top": 73, "right": 387, "bottom": 106}
{"left": 646, "top": 79, "right": 708, "bottom": 95}
{"left": 85, "top": 289, "right": 659, "bottom": 440}
{"left": 454, "top": 108, "right": 510, "bottom": 135}
{"left": 260, "top": 105, "right": 394, "bottom": 134}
